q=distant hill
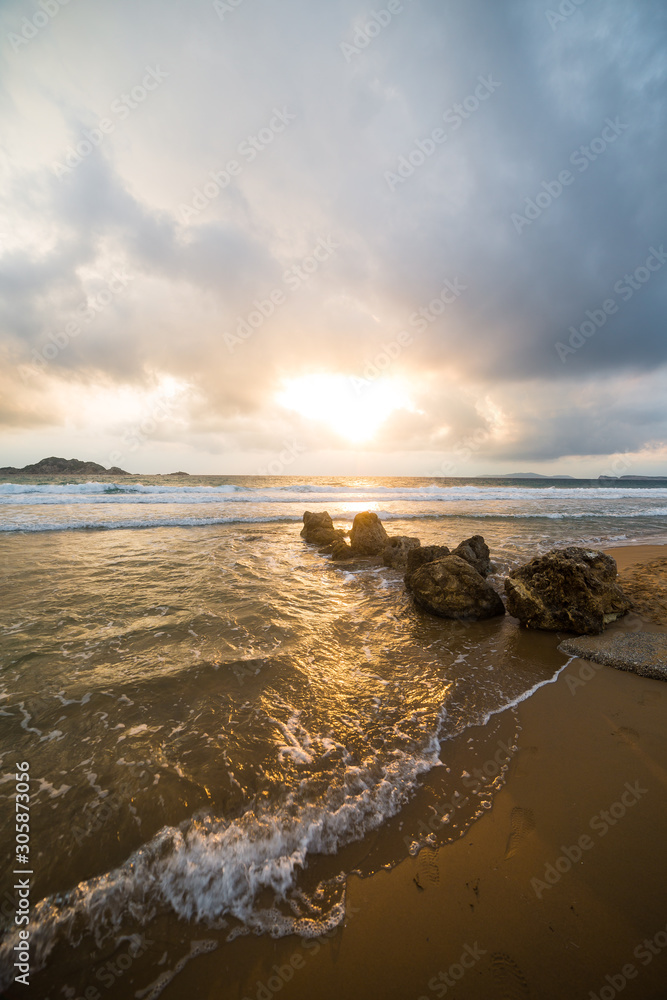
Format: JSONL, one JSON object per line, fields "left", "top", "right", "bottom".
{"left": 493, "top": 472, "right": 576, "bottom": 479}
{"left": 0, "top": 456, "right": 129, "bottom": 476}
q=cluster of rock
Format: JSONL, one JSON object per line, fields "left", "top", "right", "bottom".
{"left": 300, "top": 510, "right": 633, "bottom": 635}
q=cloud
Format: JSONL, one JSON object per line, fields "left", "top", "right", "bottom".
{"left": 0, "top": 0, "right": 665, "bottom": 470}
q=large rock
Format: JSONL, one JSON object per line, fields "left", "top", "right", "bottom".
{"left": 300, "top": 511, "right": 346, "bottom": 546}
{"left": 452, "top": 535, "right": 491, "bottom": 577}
{"left": 505, "top": 547, "right": 631, "bottom": 635}
{"left": 404, "top": 545, "right": 451, "bottom": 588}
{"left": 408, "top": 555, "right": 505, "bottom": 621}
{"left": 382, "top": 536, "right": 421, "bottom": 571}
{"left": 349, "top": 511, "right": 389, "bottom": 555}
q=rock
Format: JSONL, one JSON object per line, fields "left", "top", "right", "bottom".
{"left": 452, "top": 535, "right": 491, "bottom": 577}
{"left": 300, "top": 511, "right": 346, "bottom": 546}
{"left": 558, "top": 632, "right": 667, "bottom": 681}
{"left": 331, "top": 540, "right": 354, "bottom": 561}
{"left": 408, "top": 555, "right": 505, "bottom": 621}
{"left": 404, "top": 545, "right": 451, "bottom": 588}
{"left": 505, "top": 547, "right": 631, "bottom": 635}
{"left": 618, "top": 558, "right": 667, "bottom": 625}
{"left": 382, "top": 536, "right": 421, "bottom": 571}
{"left": 349, "top": 511, "right": 389, "bottom": 555}
{"left": 301, "top": 510, "right": 334, "bottom": 537}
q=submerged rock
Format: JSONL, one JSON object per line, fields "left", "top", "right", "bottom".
{"left": 300, "top": 511, "right": 346, "bottom": 546}
{"left": 349, "top": 511, "right": 389, "bottom": 555}
{"left": 452, "top": 535, "right": 491, "bottom": 577}
{"left": 382, "top": 536, "right": 421, "bottom": 571}
{"left": 408, "top": 555, "right": 505, "bottom": 621}
{"left": 505, "top": 547, "right": 631, "bottom": 634}
{"left": 559, "top": 632, "right": 667, "bottom": 681}
{"left": 404, "top": 545, "right": 451, "bottom": 588}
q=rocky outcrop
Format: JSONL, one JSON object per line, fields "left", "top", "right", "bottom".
{"left": 558, "top": 632, "right": 667, "bottom": 681}
{"left": 408, "top": 555, "right": 505, "bottom": 621}
{"left": 382, "top": 536, "right": 421, "bottom": 571}
{"left": 618, "top": 558, "right": 667, "bottom": 625}
{"left": 349, "top": 511, "right": 389, "bottom": 555}
{"left": 505, "top": 547, "right": 631, "bottom": 635}
{"left": 404, "top": 545, "right": 451, "bottom": 588}
{"left": 452, "top": 535, "right": 491, "bottom": 577}
{"left": 300, "top": 511, "right": 346, "bottom": 546}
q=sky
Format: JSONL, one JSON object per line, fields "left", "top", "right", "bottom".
{"left": 1, "top": 0, "right": 666, "bottom": 477}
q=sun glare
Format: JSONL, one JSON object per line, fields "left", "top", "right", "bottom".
{"left": 277, "top": 374, "right": 413, "bottom": 443}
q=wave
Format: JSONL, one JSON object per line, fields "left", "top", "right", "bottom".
{"left": 0, "top": 660, "right": 574, "bottom": 989}
{"left": 2, "top": 482, "right": 667, "bottom": 505}
{"left": 2, "top": 509, "right": 667, "bottom": 533}
{"left": 0, "top": 710, "right": 446, "bottom": 986}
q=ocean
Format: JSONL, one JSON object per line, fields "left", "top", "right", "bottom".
{"left": 1, "top": 475, "right": 666, "bottom": 997}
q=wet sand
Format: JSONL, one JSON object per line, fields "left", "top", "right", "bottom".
{"left": 608, "top": 543, "right": 667, "bottom": 573}
{"left": 163, "top": 544, "right": 667, "bottom": 1000}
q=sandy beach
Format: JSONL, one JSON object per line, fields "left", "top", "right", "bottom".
{"left": 161, "top": 544, "right": 667, "bottom": 1000}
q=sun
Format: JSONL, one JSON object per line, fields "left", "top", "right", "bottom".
{"left": 276, "top": 373, "right": 414, "bottom": 443}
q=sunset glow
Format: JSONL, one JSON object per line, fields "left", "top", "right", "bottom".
{"left": 276, "top": 374, "right": 415, "bottom": 443}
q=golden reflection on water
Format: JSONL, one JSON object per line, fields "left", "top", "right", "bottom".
{"left": 337, "top": 501, "right": 380, "bottom": 515}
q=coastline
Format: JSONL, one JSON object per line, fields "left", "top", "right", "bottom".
{"left": 159, "top": 544, "right": 667, "bottom": 1000}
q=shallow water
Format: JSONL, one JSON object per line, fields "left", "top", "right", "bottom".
{"left": 1, "top": 477, "right": 665, "bottom": 995}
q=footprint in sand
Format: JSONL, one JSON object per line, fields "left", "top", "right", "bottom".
{"left": 504, "top": 807, "right": 536, "bottom": 859}
{"left": 491, "top": 952, "right": 531, "bottom": 998}
{"left": 613, "top": 726, "right": 640, "bottom": 746}
{"left": 417, "top": 848, "right": 440, "bottom": 886}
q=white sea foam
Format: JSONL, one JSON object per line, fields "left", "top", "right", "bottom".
{"left": 0, "top": 508, "right": 666, "bottom": 535}
{"left": 0, "top": 717, "right": 445, "bottom": 987}
{"left": 0, "top": 647, "right": 580, "bottom": 993}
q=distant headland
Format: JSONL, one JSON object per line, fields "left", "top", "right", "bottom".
{"left": 0, "top": 457, "right": 129, "bottom": 476}
{"left": 489, "top": 473, "right": 666, "bottom": 481}
{"left": 599, "top": 475, "right": 667, "bottom": 481}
